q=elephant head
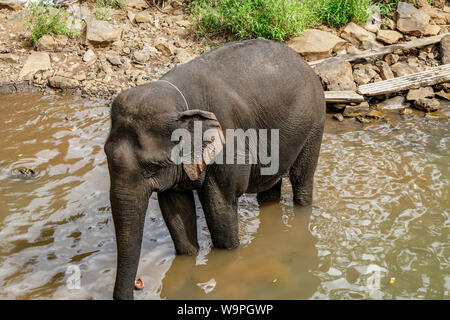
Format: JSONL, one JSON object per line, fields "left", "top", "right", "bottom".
{"left": 104, "top": 84, "right": 224, "bottom": 299}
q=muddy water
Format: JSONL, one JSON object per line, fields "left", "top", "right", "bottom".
{"left": 0, "top": 93, "right": 448, "bottom": 300}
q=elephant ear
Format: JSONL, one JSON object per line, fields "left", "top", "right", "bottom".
{"left": 177, "top": 109, "right": 225, "bottom": 181}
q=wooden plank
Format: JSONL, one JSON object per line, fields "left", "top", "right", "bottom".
{"left": 308, "top": 33, "right": 449, "bottom": 67}
{"left": 324, "top": 91, "right": 365, "bottom": 103}
{"left": 358, "top": 64, "right": 450, "bottom": 96}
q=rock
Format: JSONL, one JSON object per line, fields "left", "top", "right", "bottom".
{"left": 435, "top": 90, "right": 450, "bottom": 101}
{"left": 314, "top": 61, "right": 356, "bottom": 91}
{"left": 0, "top": 53, "right": 19, "bottom": 64}
{"left": 48, "top": 76, "right": 79, "bottom": 89}
{"left": 390, "top": 62, "right": 419, "bottom": 77}
{"left": 413, "top": 98, "right": 440, "bottom": 112}
{"left": 365, "top": 5, "right": 382, "bottom": 33}
{"left": 352, "top": 64, "right": 378, "bottom": 85}
{"left": 85, "top": 17, "right": 122, "bottom": 46}
{"left": 132, "top": 50, "right": 149, "bottom": 64}
{"left": 423, "top": 24, "right": 441, "bottom": 36}
{"left": 366, "top": 109, "right": 385, "bottom": 119}
{"left": 333, "top": 113, "right": 345, "bottom": 122}
{"left": 19, "top": 52, "right": 51, "bottom": 80}
{"left": 83, "top": 49, "right": 97, "bottom": 64}
{"left": 377, "top": 95, "right": 408, "bottom": 111}
{"left": 286, "top": 29, "right": 347, "bottom": 61}
{"left": 0, "top": 0, "right": 23, "bottom": 10}
{"left": 36, "top": 35, "right": 56, "bottom": 51}
{"left": 175, "top": 20, "right": 190, "bottom": 28}
{"left": 127, "top": 10, "right": 136, "bottom": 23}
{"left": 154, "top": 39, "right": 172, "bottom": 56}
{"left": 135, "top": 11, "right": 152, "bottom": 23}
{"left": 384, "top": 53, "right": 399, "bottom": 65}
{"left": 376, "top": 30, "right": 403, "bottom": 44}
{"left": 440, "top": 35, "right": 450, "bottom": 65}
{"left": 406, "top": 87, "right": 434, "bottom": 101}
{"left": 125, "top": 0, "right": 149, "bottom": 9}
{"left": 341, "top": 22, "right": 377, "bottom": 48}
{"left": 375, "top": 61, "right": 395, "bottom": 80}
{"left": 396, "top": 2, "right": 430, "bottom": 36}
{"left": 343, "top": 101, "right": 370, "bottom": 117}
{"left": 425, "top": 112, "right": 448, "bottom": 120}
{"left": 400, "top": 108, "right": 414, "bottom": 115}
{"left": 106, "top": 51, "right": 122, "bottom": 66}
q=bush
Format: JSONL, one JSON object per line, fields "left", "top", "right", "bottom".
{"left": 190, "top": 0, "right": 374, "bottom": 41}
{"left": 24, "top": 0, "right": 81, "bottom": 43}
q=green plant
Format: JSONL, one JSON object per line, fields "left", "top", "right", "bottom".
{"left": 95, "top": 7, "right": 111, "bottom": 20}
{"left": 24, "top": 0, "right": 81, "bottom": 43}
{"left": 189, "top": 0, "right": 375, "bottom": 41}
{"left": 95, "top": 0, "right": 126, "bottom": 9}
{"left": 376, "top": 0, "right": 399, "bottom": 17}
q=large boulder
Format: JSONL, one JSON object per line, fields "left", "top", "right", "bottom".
{"left": 19, "top": 52, "right": 51, "bottom": 80}
{"left": 396, "top": 2, "right": 430, "bottom": 36}
{"left": 85, "top": 18, "right": 122, "bottom": 46}
{"left": 286, "top": 29, "right": 347, "bottom": 61}
{"left": 314, "top": 61, "right": 356, "bottom": 91}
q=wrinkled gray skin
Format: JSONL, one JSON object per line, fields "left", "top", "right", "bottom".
{"left": 104, "top": 39, "right": 325, "bottom": 299}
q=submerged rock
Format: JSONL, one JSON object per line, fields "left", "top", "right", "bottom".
{"left": 343, "top": 101, "right": 370, "bottom": 117}
{"left": 377, "top": 96, "right": 408, "bottom": 111}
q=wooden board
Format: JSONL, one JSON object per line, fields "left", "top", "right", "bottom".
{"left": 324, "top": 91, "right": 365, "bottom": 103}
{"left": 309, "top": 33, "right": 449, "bottom": 67}
{"left": 358, "top": 64, "right": 450, "bottom": 96}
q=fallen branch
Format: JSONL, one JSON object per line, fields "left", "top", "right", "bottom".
{"left": 358, "top": 64, "right": 450, "bottom": 96}
{"left": 324, "top": 91, "right": 365, "bottom": 103}
{"left": 308, "top": 33, "right": 449, "bottom": 67}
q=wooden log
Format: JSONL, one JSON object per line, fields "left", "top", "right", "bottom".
{"left": 324, "top": 91, "right": 365, "bottom": 103}
{"left": 358, "top": 64, "right": 450, "bottom": 96}
{"left": 308, "top": 33, "right": 449, "bottom": 67}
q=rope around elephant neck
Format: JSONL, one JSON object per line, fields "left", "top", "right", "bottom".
{"left": 158, "top": 79, "right": 190, "bottom": 111}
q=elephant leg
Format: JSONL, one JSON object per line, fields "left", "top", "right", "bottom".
{"left": 257, "top": 179, "right": 282, "bottom": 203}
{"left": 158, "top": 190, "right": 199, "bottom": 255}
{"left": 289, "top": 125, "right": 324, "bottom": 206}
{"left": 198, "top": 178, "right": 240, "bottom": 250}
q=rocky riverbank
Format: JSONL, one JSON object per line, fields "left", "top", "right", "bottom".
{"left": 0, "top": 0, "right": 449, "bottom": 120}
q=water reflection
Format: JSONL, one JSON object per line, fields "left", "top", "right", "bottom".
{"left": 0, "top": 93, "right": 448, "bottom": 300}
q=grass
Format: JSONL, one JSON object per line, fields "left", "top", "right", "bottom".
{"left": 24, "top": 0, "right": 81, "bottom": 43}
{"left": 93, "top": 0, "right": 127, "bottom": 21}
{"left": 189, "top": 0, "right": 375, "bottom": 41}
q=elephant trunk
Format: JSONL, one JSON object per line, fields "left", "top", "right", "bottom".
{"left": 110, "top": 183, "right": 150, "bottom": 300}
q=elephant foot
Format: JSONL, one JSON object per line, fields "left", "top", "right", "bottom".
{"left": 174, "top": 242, "right": 199, "bottom": 256}
{"left": 257, "top": 180, "right": 282, "bottom": 203}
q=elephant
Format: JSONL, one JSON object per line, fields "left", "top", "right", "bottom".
{"left": 104, "top": 39, "right": 326, "bottom": 299}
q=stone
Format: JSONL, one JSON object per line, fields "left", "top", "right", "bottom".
{"left": 0, "top": 0, "right": 23, "bottom": 10}
{"left": 423, "top": 24, "right": 441, "bottom": 36}
{"left": 132, "top": 50, "right": 149, "bottom": 64}
{"left": 390, "top": 62, "right": 419, "bottom": 77}
{"left": 286, "top": 29, "right": 347, "bottom": 61}
{"left": 19, "top": 52, "right": 51, "bottom": 80}
{"left": 154, "top": 39, "right": 172, "bottom": 56}
{"left": 424, "top": 112, "right": 448, "bottom": 120}
{"left": 376, "top": 30, "right": 403, "bottom": 44}
{"left": 127, "top": 10, "right": 136, "bottom": 23}
{"left": 440, "top": 35, "right": 450, "bottom": 65}
{"left": 83, "top": 49, "right": 97, "bottom": 64}
{"left": 406, "top": 87, "right": 434, "bottom": 101}
{"left": 377, "top": 96, "right": 408, "bottom": 111}
{"left": 125, "top": 0, "right": 149, "bottom": 9}
{"left": 333, "top": 113, "right": 345, "bottom": 122}
{"left": 343, "top": 101, "right": 370, "bottom": 117}
{"left": 365, "top": 110, "right": 385, "bottom": 119}
{"left": 106, "top": 51, "right": 122, "bottom": 66}
{"left": 36, "top": 35, "right": 56, "bottom": 51}
{"left": 365, "top": 5, "right": 382, "bottom": 33}
{"left": 0, "top": 53, "right": 19, "bottom": 64}
{"left": 135, "top": 11, "right": 152, "bottom": 23}
{"left": 376, "top": 61, "right": 395, "bottom": 80}
{"left": 341, "top": 22, "right": 377, "bottom": 48}
{"left": 435, "top": 90, "right": 450, "bottom": 101}
{"left": 314, "top": 61, "right": 356, "bottom": 91}
{"left": 384, "top": 53, "right": 399, "bottom": 65}
{"left": 352, "top": 64, "right": 378, "bottom": 85}
{"left": 396, "top": 2, "right": 430, "bottom": 36}
{"left": 48, "top": 76, "right": 79, "bottom": 89}
{"left": 413, "top": 98, "right": 440, "bottom": 112}
{"left": 85, "top": 17, "right": 122, "bottom": 46}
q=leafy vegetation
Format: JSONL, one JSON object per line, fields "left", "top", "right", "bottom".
{"left": 189, "top": 0, "right": 377, "bottom": 41}
{"left": 24, "top": 0, "right": 81, "bottom": 43}
{"left": 93, "top": 0, "right": 127, "bottom": 21}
